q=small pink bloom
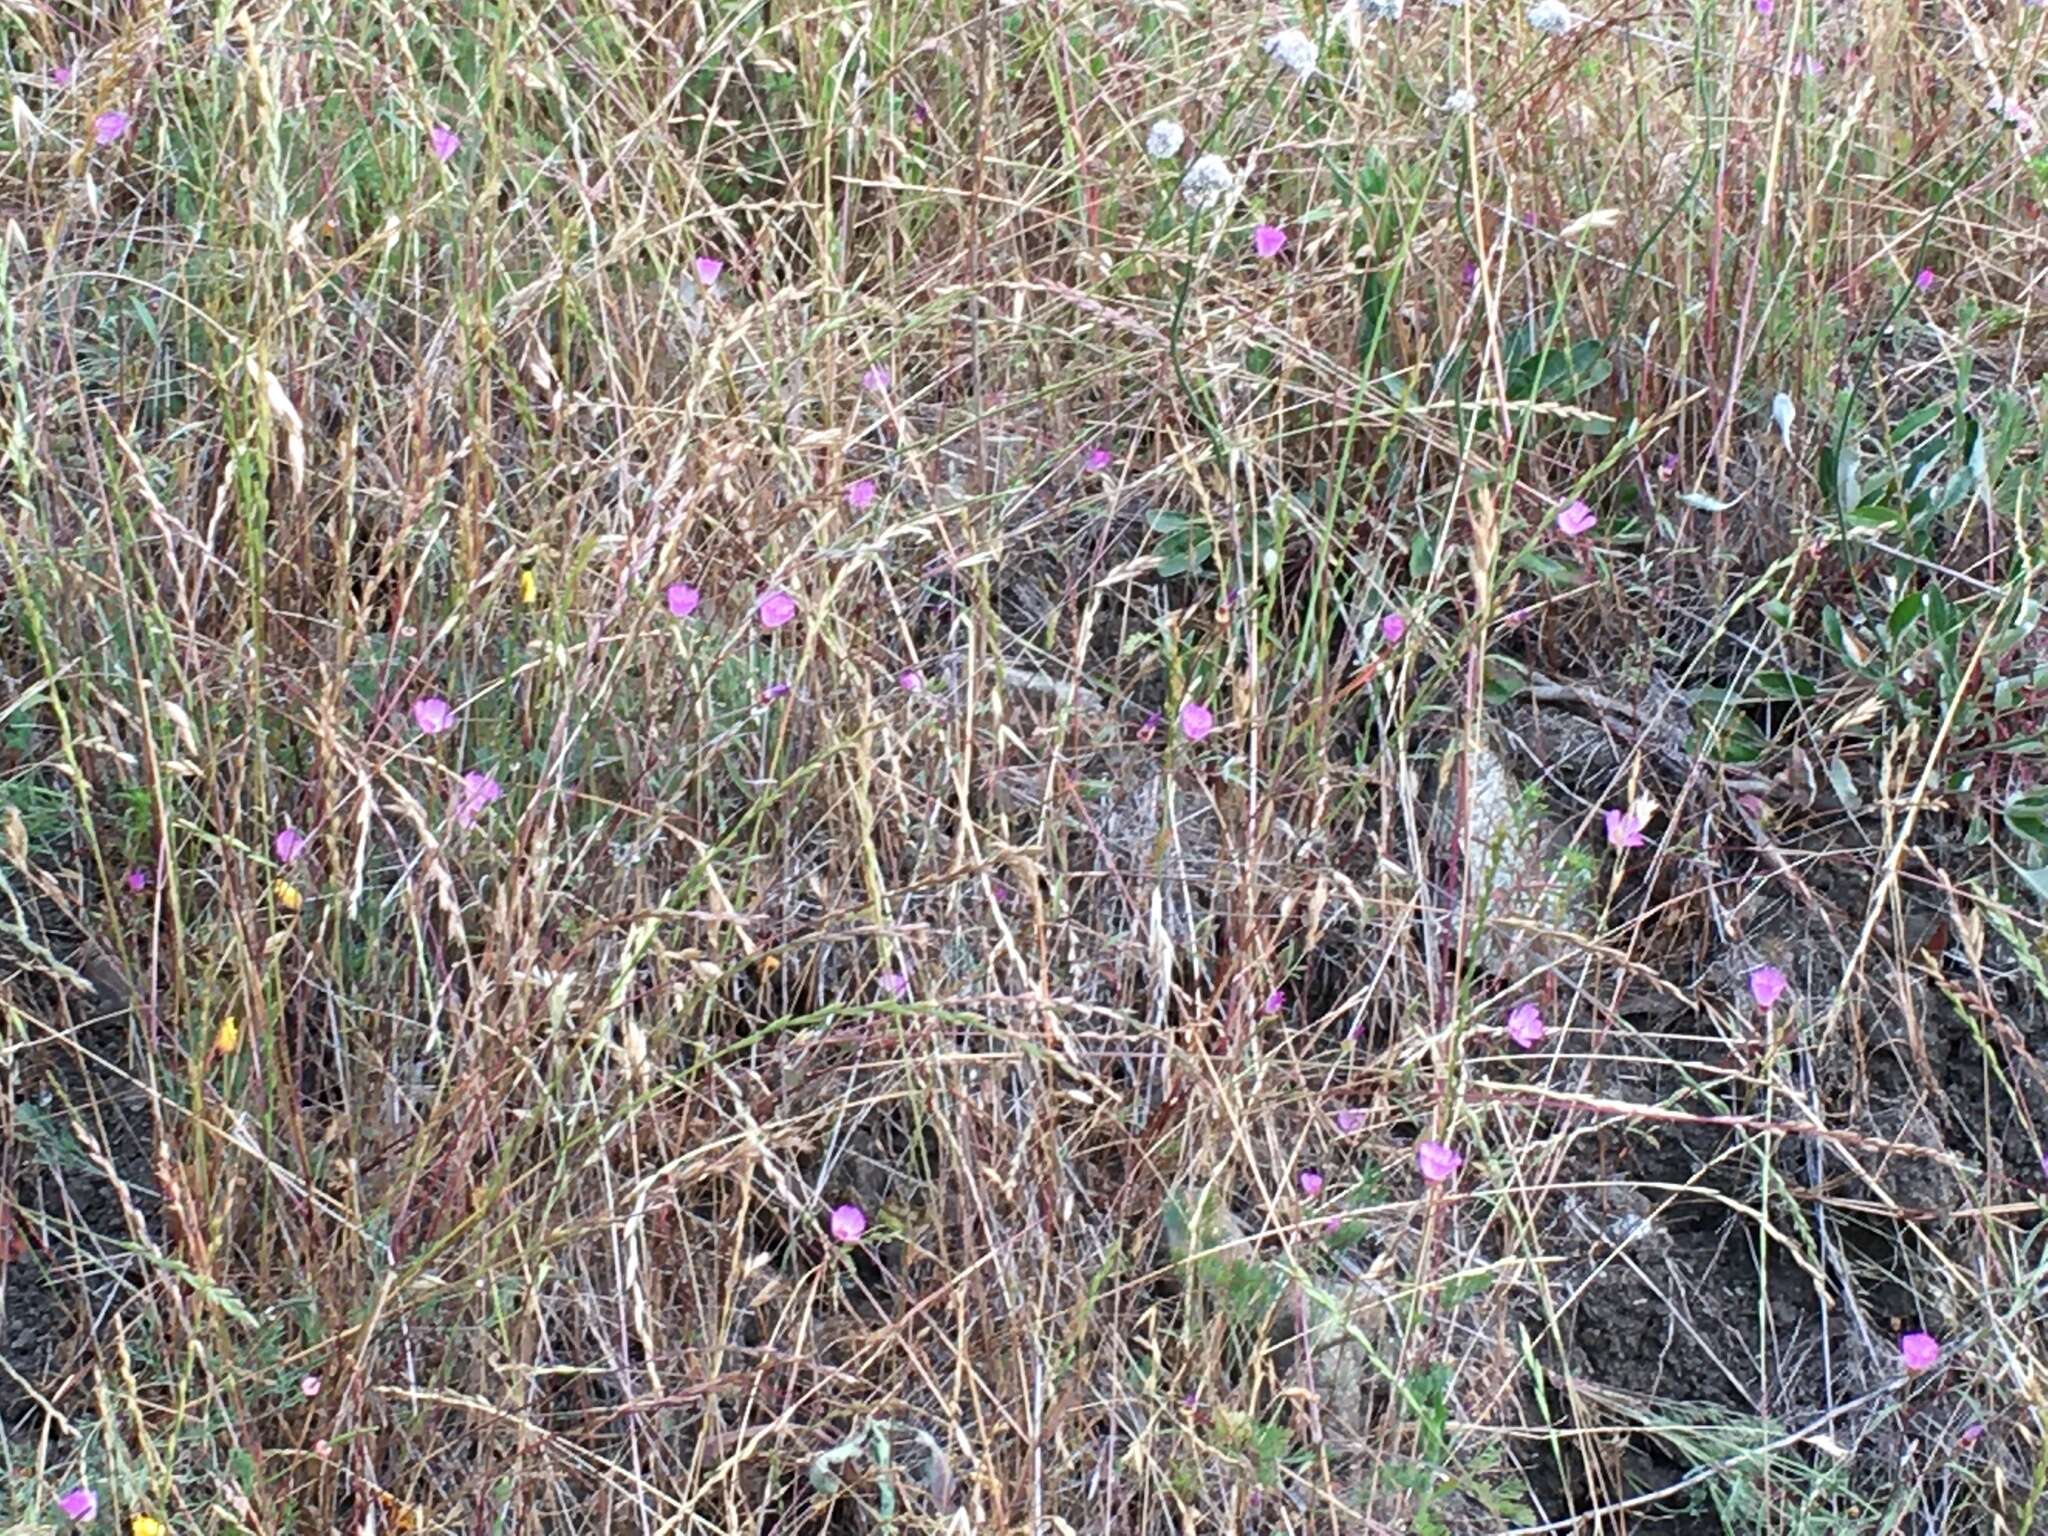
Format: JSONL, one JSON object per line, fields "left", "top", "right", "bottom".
{"left": 665, "top": 582, "right": 701, "bottom": 619}
{"left": 56, "top": 1488, "right": 96, "bottom": 1522}
{"left": 1460, "top": 260, "right": 1477, "bottom": 286}
{"left": 760, "top": 681, "right": 791, "bottom": 702}
{"left": 694, "top": 255, "right": 724, "bottom": 286}
{"left": 1178, "top": 699, "right": 1214, "bottom": 742}
{"left": 897, "top": 669, "right": 923, "bottom": 692}
{"left": 1556, "top": 498, "right": 1597, "bottom": 537}
{"left": 1899, "top": 1331, "right": 1941, "bottom": 1371}
{"left": 275, "top": 825, "right": 309, "bottom": 862}
{"left": 51, "top": 64, "right": 74, "bottom": 86}
{"left": 428, "top": 123, "right": 461, "bottom": 162}
{"left": 1379, "top": 612, "right": 1407, "bottom": 645}
{"left": 125, "top": 868, "right": 150, "bottom": 892}
{"left": 847, "top": 478, "right": 878, "bottom": 510}
{"left": 1297, "top": 1167, "right": 1324, "bottom": 1197}
{"left": 1416, "top": 1140, "right": 1464, "bottom": 1184}
{"left": 1263, "top": 987, "right": 1286, "bottom": 1015}
{"left": 757, "top": 590, "right": 798, "bottom": 629}
{"left": 1252, "top": 223, "right": 1288, "bottom": 259}
{"left": 1960, "top": 1422, "right": 1986, "bottom": 1446}
{"left": 1333, "top": 1107, "right": 1365, "bottom": 1134}
{"left": 301, "top": 1373, "right": 322, "bottom": 1397}
{"left": 1914, "top": 267, "right": 1936, "bottom": 292}
{"left": 1604, "top": 808, "right": 1646, "bottom": 849}
{"left": 1506, "top": 1002, "right": 1546, "bottom": 1049}
{"left": 92, "top": 110, "right": 130, "bottom": 145}
{"left": 1748, "top": 964, "right": 1789, "bottom": 1011}
{"left": 453, "top": 770, "right": 503, "bottom": 827}
{"left": 829, "top": 1203, "right": 867, "bottom": 1242}
{"left": 861, "top": 364, "right": 891, "bottom": 393}
{"left": 1137, "top": 710, "right": 1162, "bottom": 741}
{"left": 1755, "top": 0, "right": 1773, "bottom": 14}
{"left": 1082, "top": 446, "right": 1114, "bottom": 472}
{"left": 411, "top": 696, "right": 455, "bottom": 735}
{"left": 879, "top": 971, "right": 909, "bottom": 999}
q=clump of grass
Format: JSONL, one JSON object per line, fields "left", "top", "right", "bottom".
{"left": 3, "top": 0, "right": 2046, "bottom": 1529}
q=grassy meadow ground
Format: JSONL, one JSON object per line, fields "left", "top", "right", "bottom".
{"left": 3, "top": 0, "right": 2048, "bottom": 1530}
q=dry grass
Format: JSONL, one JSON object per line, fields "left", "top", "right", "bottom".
{"left": 3, "top": 0, "right": 2048, "bottom": 1530}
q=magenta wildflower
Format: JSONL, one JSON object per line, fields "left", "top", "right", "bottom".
{"left": 453, "top": 770, "right": 503, "bottom": 827}
{"left": 1604, "top": 808, "right": 1646, "bottom": 849}
{"left": 757, "top": 590, "right": 798, "bottom": 629}
{"left": 829, "top": 1203, "right": 868, "bottom": 1242}
{"left": 1334, "top": 1107, "right": 1365, "bottom": 1134}
{"left": 428, "top": 123, "right": 461, "bottom": 162}
{"left": 1082, "top": 446, "right": 1114, "bottom": 472}
{"left": 861, "top": 364, "right": 891, "bottom": 393}
{"left": 56, "top": 1488, "right": 96, "bottom": 1523}
{"left": 1914, "top": 267, "right": 1936, "bottom": 292}
{"left": 1263, "top": 987, "right": 1286, "bottom": 1015}
{"left": 1755, "top": 0, "right": 1773, "bottom": 14}
{"left": 1960, "top": 1422, "right": 1986, "bottom": 1446}
{"left": 1252, "top": 223, "right": 1288, "bottom": 259}
{"left": 847, "top": 478, "right": 878, "bottom": 510}
{"left": 665, "top": 582, "right": 701, "bottom": 619}
{"left": 1380, "top": 612, "right": 1407, "bottom": 645}
{"left": 301, "top": 1373, "right": 322, "bottom": 1398}
{"left": 761, "top": 681, "right": 791, "bottom": 702}
{"left": 1178, "top": 699, "right": 1214, "bottom": 742}
{"left": 694, "top": 255, "right": 724, "bottom": 286}
{"left": 1298, "top": 1167, "right": 1324, "bottom": 1197}
{"left": 51, "top": 64, "right": 74, "bottom": 86}
{"left": 1748, "top": 964, "right": 1789, "bottom": 1011}
{"left": 1416, "top": 1140, "right": 1464, "bottom": 1184}
{"left": 92, "top": 110, "right": 130, "bottom": 145}
{"left": 411, "top": 696, "right": 455, "bottom": 735}
{"left": 275, "top": 825, "right": 309, "bottom": 863}
{"left": 1460, "top": 260, "right": 1478, "bottom": 286}
{"left": 125, "top": 868, "right": 150, "bottom": 892}
{"left": 880, "top": 971, "right": 909, "bottom": 999}
{"left": 1556, "top": 498, "right": 1597, "bottom": 537}
{"left": 1506, "top": 1001, "right": 1546, "bottom": 1049}
{"left": 897, "top": 668, "right": 924, "bottom": 692}
{"left": 1899, "top": 1331, "right": 1941, "bottom": 1371}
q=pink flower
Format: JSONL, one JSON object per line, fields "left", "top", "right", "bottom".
{"left": 1556, "top": 498, "right": 1596, "bottom": 537}
{"left": 275, "top": 825, "right": 309, "bottom": 862}
{"left": 757, "top": 590, "right": 798, "bottom": 629}
{"left": 760, "top": 681, "right": 791, "bottom": 702}
{"left": 1748, "top": 964, "right": 1789, "bottom": 1011}
{"left": 1755, "top": 0, "right": 1773, "bottom": 14}
{"left": 1297, "top": 1167, "right": 1324, "bottom": 1197}
{"left": 1178, "top": 699, "right": 1214, "bottom": 742}
{"left": 1333, "top": 1107, "right": 1365, "bottom": 1134}
{"left": 411, "top": 696, "right": 455, "bottom": 735}
{"left": 1899, "top": 1331, "right": 1941, "bottom": 1371}
{"left": 694, "top": 255, "right": 724, "bottom": 286}
{"left": 1506, "top": 1002, "right": 1546, "bottom": 1049}
{"left": 453, "top": 770, "right": 503, "bottom": 827}
{"left": 897, "top": 669, "right": 923, "bottom": 692}
{"left": 51, "top": 64, "right": 74, "bottom": 86}
{"left": 92, "top": 110, "right": 130, "bottom": 145}
{"left": 861, "top": 364, "right": 891, "bottom": 393}
{"left": 1379, "top": 612, "right": 1407, "bottom": 645}
{"left": 1263, "top": 987, "right": 1286, "bottom": 1014}
{"left": 1961, "top": 1422, "right": 1986, "bottom": 1446}
{"left": 1604, "top": 808, "right": 1646, "bottom": 849}
{"left": 428, "top": 123, "right": 461, "bottom": 162}
{"left": 301, "top": 1373, "right": 322, "bottom": 1398}
{"left": 829, "top": 1203, "right": 867, "bottom": 1242}
{"left": 1082, "top": 446, "right": 1114, "bottom": 472}
{"left": 1914, "top": 267, "right": 1936, "bottom": 292}
{"left": 1416, "top": 1140, "right": 1464, "bottom": 1184}
{"left": 1252, "top": 223, "right": 1288, "bottom": 259}
{"left": 56, "top": 1488, "right": 96, "bottom": 1522}
{"left": 1460, "top": 260, "right": 1477, "bottom": 286}
{"left": 125, "top": 868, "right": 151, "bottom": 892}
{"left": 665, "top": 582, "right": 701, "bottom": 619}
{"left": 847, "top": 478, "right": 878, "bottom": 510}
{"left": 879, "top": 971, "right": 910, "bottom": 999}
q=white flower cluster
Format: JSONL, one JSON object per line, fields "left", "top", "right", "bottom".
{"left": 1442, "top": 86, "right": 1477, "bottom": 114}
{"left": 1526, "top": 0, "right": 1580, "bottom": 35}
{"left": 1145, "top": 119, "right": 1186, "bottom": 159}
{"left": 1262, "top": 27, "right": 1318, "bottom": 79}
{"left": 1179, "top": 152, "right": 1238, "bottom": 211}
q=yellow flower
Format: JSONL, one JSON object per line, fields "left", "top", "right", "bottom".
{"left": 213, "top": 1015, "right": 241, "bottom": 1054}
{"left": 518, "top": 567, "right": 539, "bottom": 606}
{"left": 273, "top": 878, "right": 304, "bottom": 913}
{"left": 133, "top": 1515, "right": 169, "bottom": 1536}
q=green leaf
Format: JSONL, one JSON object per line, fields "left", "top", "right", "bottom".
{"left": 2003, "top": 789, "right": 2048, "bottom": 846}
{"left": 1750, "top": 669, "right": 1815, "bottom": 701}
